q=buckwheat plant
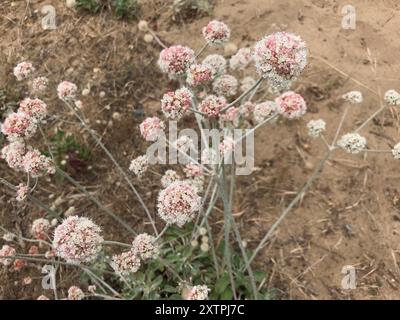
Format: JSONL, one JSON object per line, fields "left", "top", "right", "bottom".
{"left": 2, "top": 20, "right": 396, "bottom": 301}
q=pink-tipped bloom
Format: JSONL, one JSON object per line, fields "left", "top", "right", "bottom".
{"left": 229, "top": 48, "right": 253, "bottom": 70}
{"left": 111, "top": 251, "right": 141, "bottom": 276}
{"left": 1, "top": 141, "right": 26, "bottom": 171}
{"left": 158, "top": 45, "right": 195, "bottom": 78}
{"left": 14, "top": 62, "right": 35, "bottom": 81}
{"left": 254, "top": 101, "right": 278, "bottom": 123}
{"left": 161, "top": 170, "right": 181, "bottom": 188}
{"left": 31, "top": 218, "right": 50, "bottom": 240}
{"left": 183, "top": 163, "right": 204, "bottom": 178}
{"left": 202, "top": 54, "right": 227, "bottom": 76}
{"left": 239, "top": 101, "right": 255, "bottom": 117}
{"left": 220, "top": 106, "right": 240, "bottom": 127}
{"left": 219, "top": 137, "right": 235, "bottom": 156}
{"left": 157, "top": 181, "right": 201, "bottom": 227}
{"left": 57, "top": 81, "right": 78, "bottom": 101}
{"left": 16, "top": 183, "right": 29, "bottom": 202}
{"left": 129, "top": 155, "right": 149, "bottom": 177}
{"left": 212, "top": 74, "right": 238, "bottom": 97}
{"left": 31, "top": 77, "right": 49, "bottom": 94}
{"left": 0, "top": 245, "right": 16, "bottom": 266}
{"left": 161, "top": 87, "right": 193, "bottom": 120}
{"left": 68, "top": 286, "right": 85, "bottom": 300}
{"left": 13, "top": 259, "right": 27, "bottom": 271}
{"left": 53, "top": 216, "right": 104, "bottom": 264}
{"left": 19, "top": 98, "right": 47, "bottom": 121}
{"left": 275, "top": 91, "right": 307, "bottom": 119}
{"left": 202, "top": 20, "right": 230, "bottom": 45}
{"left": 132, "top": 233, "right": 159, "bottom": 260}
{"left": 22, "top": 149, "right": 55, "bottom": 178}
{"left": 1, "top": 111, "right": 37, "bottom": 140}
{"left": 253, "top": 32, "right": 307, "bottom": 88}
{"left": 199, "top": 95, "right": 227, "bottom": 118}
{"left": 186, "top": 64, "right": 213, "bottom": 87}
{"left": 139, "top": 117, "right": 165, "bottom": 141}
{"left": 183, "top": 285, "right": 210, "bottom": 300}
{"left": 240, "top": 76, "right": 256, "bottom": 93}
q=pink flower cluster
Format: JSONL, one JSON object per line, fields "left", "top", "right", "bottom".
{"left": 158, "top": 45, "right": 195, "bottom": 78}
{"left": 57, "top": 81, "right": 78, "bottom": 101}
{"left": 1, "top": 111, "right": 37, "bottom": 141}
{"left": 229, "top": 48, "right": 253, "bottom": 70}
{"left": 183, "top": 163, "right": 204, "bottom": 178}
{"left": 129, "top": 155, "right": 149, "bottom": 177}
{"left": 13, "top": 61, "right": 35, "bottom": 81}
{"left": 202, "top": 20, "right": 230, "bottom": 45}
{"left": 68, "top": 286, "right": 85, "bottom": 300}
{"left": 220, "top": 106, "right": 239, "bottom": 127}
{"left": 199, "top": 95, "right": 227, "bottom": 118}
{"left": 31, "top": 76, "right": 49, "bottom": 94}
{"left": 31, "top": 218, "right": 50, "bottom": 240}
{"left": 157, "top": 181, "right": 201, "bottom": 227}
{"left": 16, "top": 183, "right": 29, "bottom": 202}
{"left": 212, "top": 74, "right": 238, "bottom": 97}
{"left": 253, "top": 101, "right": 278, "bottom": 123}
{"left": 202, "top": 54, "right": 227, "bottom": 76}
{"left": 0, "top": 245, "right": 16, "bottom": 266}
{"left": 161, "top": 169, "right": 181, "bottom": 188}
{"left": 183, "top": 285, "right": 210, "bottom": 300}
{"left": 161, "top": 87, "right": 193, "bottom": 120}
{"left": 186, "top": 64, "right": 213, "bottom": 87}
{"left": 275, "top": 91, "right": 307, "bottom": 119}
{"left": 22, "top": 149, "right": 55, "bottom": 178}
{"left": 1, "top": 141, "right": 26, "bottom": 171}
{"left": 111, "top": 250, "right": 141, "bottom": 276}
{"left": 19, "top": 98, "right": 47, "bottom": 121}
{"left": 139, "top": 117, "right": 165, "bottom": 141}
{"left": 132, "top": 233, "right": 159, "bottom": 260}
{"left": 52, "top": 216, "right": 104, "bottom": 264}
{"left": 253, "top": 32, "right": 307, "bottom": 88}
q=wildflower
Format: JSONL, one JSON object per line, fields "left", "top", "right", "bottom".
{"left": 200, "top": 243, "right": 209, "bottom": 252}
{"left": 1, "top": 111, "right": 37, "bottom": 140}
{"left": 202, "top": 54, "right": 227, "bottom": 76}
{"left": 240, "top": 76, "right": 256, "bottom": 93}
{"left": 253, "top": 101, "right": 277, "bottom": 123}
{"left": 13, "top": 62, "right": 35, "bottom": 81}
{"left": 183, "top": 285, "right": 210, "bottom": 300}
{"left": 253, "top": 32, "right": 307, "bottom": 89}
{"left": 337, "top": 133, "right": 366, "bottom": 154}
{"left": 37, "top": 295, "right": 50, "bottom": 300}
{"left": 186, "top": 64, "right": 214, "bottom": 88}
{"left": 202, "top": 20, "right": 230, "bottom": 45}
{"left": 16, "top": 183, "right": 29, "bottom": 202}
{"left": 19, "top": 98, "right": 47, "bottom": 121}
{"left": 68, "top": 286, "right": 85, "bottom": 300}
{"left": 392, "top": 142, "right": 400, "bottom": 159}
{"left": 307, "top": 119, "right": 326, "bottom": 138}
{"left": 191, "top": 240, "right": 199, "bottom": 247}
{"left": 22, "top": 149, "right": 55, "bottom": 178}
{"left": 0, "top": 245, "right": 16, "bottom": 266}
{"left": 57, "top": 81, "right": 78, "bottom": 101}
{"left": 212, "top": 74, "right": 238, "bottom": 97}
{"left": 185, "top": 176, "right": 204, "bottom": 194}
{"left": 161, "top": 87, "right": 193, "bottom": 120}
{"left": 239, "top": 101, "right": 255, "bottom": 117}
{"left": 157, "top": 181, "right": 201, "bottom": 227}
{"left": 1, "top": 141, "right": 26, "bottom": 171}
{"left": 53, "top": 216, "right": 104, "bottom": 264}
{"left": 199, "top": 95, "right": 227, "bottom": 118}
{"left": 173, "top": 135, "right": 195, "bottom": 154}
{"left": 111, "top": 251, "right": 141, "bottom": 276}
{"left": 275, "top": 91, "right": 307, "bottom": 119}
{"left": 13, "top": 259, "right": 27, "bottom": 271}
{"left": 158, "top": 45, "right": 195, "bottom": 78}
{"left": 201, "top": 147, "right": 219, "bottom": 165}
{"left": 199, "top": 227, "right": 207, "bottom": 236}
{"left": 161, "top": 170, "right": 181, "bottom": 188}
{"left": 229, "top": 47, "right": 252, "bottom": 70}
{"left": 31, "top": 77, "right": 48, "bottom": 94}
{"left": 342, "top": 91, "right": 363, "bottom": 104}
{"left": 129, "top": 155, "right": 149, "bottom": 177}
{"left": 3, "top": 233, "right": 15, "bottom": 242}
{"left": 139, "top": 117, "right": 165, "bottom": 141}
{"left": 184, "top": 164, "right": 204, "bottom": 178}
{"left": 74, "top": 100, "right": 83, "bottom": 109}
{"left": 384, "top": 89, "right": 400, "bottom": 106}
{"left": 138, "top": 20, "right": 148, "bottom": 32}
{"left": 31, "top": 218, "right": 50, "bottom": 240}
{"left": 132, "top": 233, "right": 159, "bottom": 260}
{"left": 220, "top": 106, "right": 240, "bottom": 127}
{"left": 219, "top": 137, "right": 235, "bottom": 156}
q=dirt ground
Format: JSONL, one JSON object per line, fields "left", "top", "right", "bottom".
{"left": 1, "top": 0, "right": 400, "bottom": 299}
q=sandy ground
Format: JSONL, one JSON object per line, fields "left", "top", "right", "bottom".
{"left": 1, "top": 0, "right": 400, "bottom": 299}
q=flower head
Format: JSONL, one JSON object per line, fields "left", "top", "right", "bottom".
{"left": 68, "top": 286, "right": 85, "bottom": 300}
{"left": 31, "top": 77, "right": 48, "bottom": 94}
{"left": 253, "top": 32, "right": 307, "bottom": 89}
{"left": 337, "top": 133, "right": 366, "bottom": 154}
{"left": 183, "top": 163, "right": 204, "bottom": 178}
{"left": 220, "top": 106, "right": 240, "bottom": 127}
{"left": 342, "top": 91, "right": 363, "bottom": 104}
{"left": 253, "top": 101, "right": 277, "bottom": 123}
{"left": 212, "top": 74, "right": 238, "bottom": 97}
{"left": 14, "top": 62, "right": 35, "bottom": 81}
{"left": 57, "top": 81, "right": 77, "bottom": 101}
{"left": 1, "top": 141, "right": 26, "bottom": 171}
{"left": 307, "top": 119, "right": 326, "bottom": 138}
{"left": 1, "top": 111, "right": 37, "bottom": 140}
{"left": 19, "top": 98, "right": 47, "bottom": 121}
{"left": 161, "top": 170, "right": 181, "bottom": 188}
{"left": 275, "top": 91, "right": 307, "bottom": 119}
{"left": 384, "top": 89, "right": 400, "bottom": 106}
{"left": 219, "top": 136, "right": 235, "bottom": 156}
{"left": 186, "top": 64, "right": 213, "bottom": 87}
{"left": 22, "top": 149, "right": 55, "bottom": 178}
{"left": 202, "top": 54, "right": 227, "bottom": 76}
{"left": 158, "top": 45, "right": 195, "bottom": 78}
{"left": 229, "top": 48, "right": 253, "bottom": 70}
{"left": 199, "top": 95, "right": 227, "bottom": 118}
{"left": 53, "top": 216, "right": 104, "bottom": 264}
{"left": 392, "top": 142, "right": 400, "bottom": 159}
{"left": 157, "top": 181, "right": 201, "bottom": 227}
{"left": 132, "top": 233, "right": 159, "bottom": 260}
{"left": 161, "top": 87, "right": 193, "bottom": 120}
{"left": 239, "top": 101, "right": 255, "bottom": 117}
{"left": 31, "top": 218, "right": 51, "bottom": 240}
{"left": 111, "top": 250, "right": 141, "bottom": 276}
{"left": 129, "top": 155, "right": 149, "bottom": 177}
{"left": 16, "top": 183, "right": 29, "bottom": 202}
{"left": 183, "top": 285, "right": 210, "bottom": 300}
{"left": 139, "top": 117, "right": 165, "bottom": 141}
{"left": 0, "top": 245, "right": 16, "bottom": 266}
{"left": 240, "top": 76, "right": 256, "bottom": 93}
{"left": 202, "top": 20, "right": 230, "bottom": 45}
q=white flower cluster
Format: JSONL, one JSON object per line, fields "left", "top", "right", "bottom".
{"left": 307, "top": 119, "right": 326, "bottom": 138}
{"left": 337, "top": 133, "right": 366, "bottom": 154}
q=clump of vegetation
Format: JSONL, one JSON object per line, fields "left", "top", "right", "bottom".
{"left": 75, "top": 0, "right": 139, "bottom": 19}
{"left": 172, "top": 0, "right": 214, "bottom": 21}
